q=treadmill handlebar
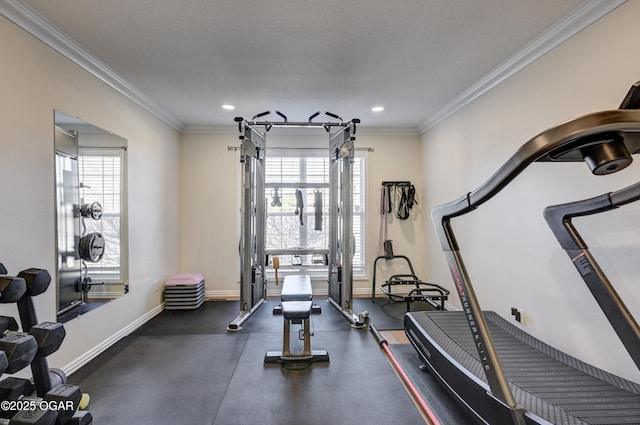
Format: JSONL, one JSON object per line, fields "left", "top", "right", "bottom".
{"left": 610, "top": 180, "right": 640, "bottom": 206}
{"left": 543, "top": 181, "right": 640, "bottom": 251}
{"left": 433, "top": 108, "right": 640, "bottom": 251}
{"left": 432, "top": 194, "right": 473, "bottom": 251}
{"left": 619, "top": 81, "right": 640, "bottom": 109}
{"left": 543, "top": 193, "right": 613, "bottom": 251}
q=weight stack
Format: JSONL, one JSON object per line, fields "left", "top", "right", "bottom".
{"left": 164, "top": 273, "right": 205, "bottom": 310}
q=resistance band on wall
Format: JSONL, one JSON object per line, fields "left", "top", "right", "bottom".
{"left": 377, "top": 181, "right": 418, "bottom": 256}
{"left": 396, "top": 184, "right": 416, "bottom": 219}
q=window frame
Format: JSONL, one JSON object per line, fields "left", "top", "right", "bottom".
{"left": 77, "top": 146, "right": 128, "bottom": 284}
{"left": 264, "top": 148, "right": 366, "bottom": 279}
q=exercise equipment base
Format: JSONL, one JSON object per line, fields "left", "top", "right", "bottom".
{"left": 273, "top": 304, "right": 321, "bottom": 315}
{"left": 264, "top": 350, "right": 329, "bottom": 364}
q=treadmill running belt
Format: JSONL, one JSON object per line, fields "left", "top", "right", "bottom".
{"left": 405, "top": 311, "right": 640, "bottom": 425}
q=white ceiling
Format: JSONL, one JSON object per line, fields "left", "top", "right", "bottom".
{"left": 8, "top": 0, "right": 616, "bottom": 132}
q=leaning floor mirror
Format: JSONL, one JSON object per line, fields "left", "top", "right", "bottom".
{"left": 54, "top": 110, "right": 129, "bottom": 323}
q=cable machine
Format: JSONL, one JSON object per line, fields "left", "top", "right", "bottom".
{"left": 327, "top": 124, "right": 368, "bottom": 328}
{"left": 228, "top": 111, "right": 366, "bottom": 330}
{"left": 227, "top": 122, "right": 267, "bottom": 331}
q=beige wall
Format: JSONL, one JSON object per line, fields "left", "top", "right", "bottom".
{"left": 179, "top": 131, "right": 426, "bottom": 297}
{"left": 420, "top": 1, "right": 640, "bottom": 383}
{"left": 0, "top": 17, "right": 181, "bottom": 373}
{"left": 179, "top": 132, "right": 240, "bottom": 297}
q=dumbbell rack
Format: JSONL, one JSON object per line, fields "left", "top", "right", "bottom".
{"left": 0, "top": 263, "right": 93, "bottom": 425}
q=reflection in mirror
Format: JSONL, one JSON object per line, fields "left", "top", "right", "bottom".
{"left": 54, "top": 110, "right": 128, "bottom": 323}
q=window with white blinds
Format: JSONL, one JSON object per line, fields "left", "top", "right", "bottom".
{"left": 78, "top": 148, "right": 126, "bottom": 282}
{"left": 265, "top": 151, "right": 365, "bottom": 276}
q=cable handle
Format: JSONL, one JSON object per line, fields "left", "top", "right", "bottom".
{"left": 272, "top": 256, "right": 280, "bottom": 286}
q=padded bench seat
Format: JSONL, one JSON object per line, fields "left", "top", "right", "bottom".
{"left": 281, "top": 275, "right": 312, "bottom": 301}
{"left": 281, "top": 300, "right": 313, "bottom": 321}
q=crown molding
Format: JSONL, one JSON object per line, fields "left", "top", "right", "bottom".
{"left": 1, "top": 0, "right": 183, "bottom": 131}
{"left": 181, "top": 124, "right": 239, "bottom": 135}
{"left": 356, "top": 126, "right": 420, "bottom": 137}
{"left": 417, "top": 0, "right": 627, "bottom": 134}
{"left": 182, "top": 123, "right": 421, "bottom": 136}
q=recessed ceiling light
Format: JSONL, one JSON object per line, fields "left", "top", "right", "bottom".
{"left": 222, "top": 104, "right": 235, "bottom": 110}
{"left": 371, "top": 106, "right": 384, "bottom": 112}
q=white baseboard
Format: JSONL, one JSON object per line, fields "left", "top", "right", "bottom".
{"left": 61, "top": 303, "right": 165, "bottom": 376}
{"left": 87, "top": 292, "right": 123, "bottom": 299}
{"left": 205, "top": 290, "right": 239, "bottom": 300}
{"left": 209, "top": 287, "right": 375, "bottom": 299}
{"left": 208, "top": 289, "right": 329, "bottom": 299}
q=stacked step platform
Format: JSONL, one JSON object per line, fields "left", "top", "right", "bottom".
{"left": 164, "top": 273, "right": 205, "bottom": 310}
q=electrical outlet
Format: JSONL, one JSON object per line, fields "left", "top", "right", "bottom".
{"left": 511, "top": 307, "right": 523, "bottom": 323}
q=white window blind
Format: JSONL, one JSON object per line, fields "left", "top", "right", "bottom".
{"left": 78, "top": 148, "right": 125, "bottom": 282}
{"left": 265, "top": 152, "right": 365, "bottom": 276}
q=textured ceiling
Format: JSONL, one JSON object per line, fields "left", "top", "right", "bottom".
{"left": 19, "top": 0, "right": 590, "bottom": 132}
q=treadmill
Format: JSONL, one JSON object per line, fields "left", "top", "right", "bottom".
{"left": 405, "top": 83, "right": 640, "bottom": 425}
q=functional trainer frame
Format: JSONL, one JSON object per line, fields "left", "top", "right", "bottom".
{"left": 227, "top": 123, "right": 267, "bottom": 331}
{"left": 227, "top": 111, "right": 366, "bottom": 330}
{"left": 327, "top": 121, "right": 368, "bottom": 328}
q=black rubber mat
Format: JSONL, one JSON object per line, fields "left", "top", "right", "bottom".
{"left": 133, "top": 300, "right": 239, "bottom": 335}
{"left": 407, "top": 310, "right": 640, "bottom": 425}
{"left": 71, "top": 333, "right": 249, "bottom": 424}
{"left": 354, "top": 297, "right": 435, "bottom": 330}
{"left": 214, "top": 331, "right": 424, "bottom": 425}
{"left": 69, "top": 300, "right": 427, "bottom": 425}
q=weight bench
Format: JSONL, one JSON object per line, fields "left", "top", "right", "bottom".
{"left": 272, "top": 274, "right": 321, "bottom": 315}
{"left": 264, "top": 275, "right": 329, "bottom": 364}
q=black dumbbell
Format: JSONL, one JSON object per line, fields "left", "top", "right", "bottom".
{"left": 0, "top": 277, "right": 26, "bottom": 304}
{"left": 0, "top": 379, "right": 91, "bottom": 425}
{"left": 10, "top": 268, "right": 53, "bottom": 397}
{"left": 0, "top": 278, "right": 32, "bottom": 377}
{"left": 0, "top": 375, "right": 64, "bottom": 405}
{"left": 26, "top": 323, "right": 65, "bottom": 359}
{"left": 64, "top": 411, "right": 92, "bottom": 425}
{"left": 0, "top": 377, "right": 33, "bottom": 403}
{"left": 0, "top": 407, "right": 56, "bottom": 425}
{"left": 0, "top": 316, "right": 66, "bottom": 359}
{"left": 16, "top": 270, "right": 50, "bottom": 298}
{"left": 0, "top": 378, "right": 35, "bottom": 421}
{"left": 0, "top": 333, "right": 37, "bottom": 374}
{"left": 0, "top": 318, "right": 18, "bottom": 335}
{"left": 3, "top": 384, "right": 81, "bottom": 425}
{"left": 0, "top": 319, "right": 35, "bottom": 377}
